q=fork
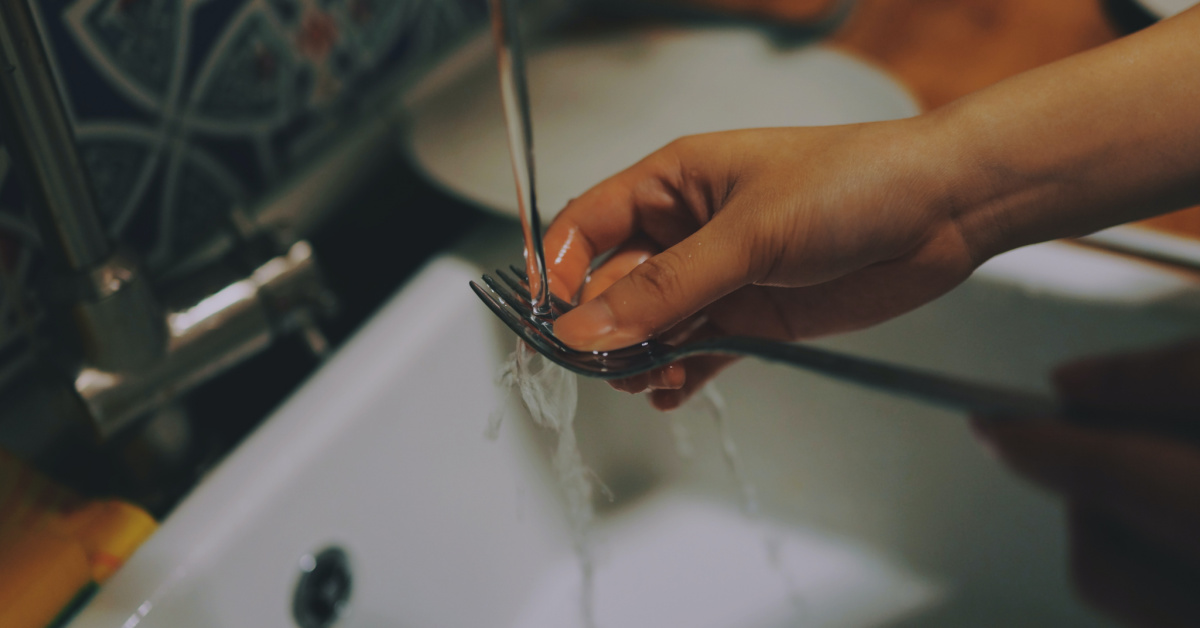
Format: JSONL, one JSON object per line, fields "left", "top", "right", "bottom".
{"left": 470, "top": 266, "right": 1062, "bottom": 418}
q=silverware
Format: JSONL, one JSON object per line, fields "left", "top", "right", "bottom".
{"left": 470, "top": 266, "right": 1061, "bottom": 418}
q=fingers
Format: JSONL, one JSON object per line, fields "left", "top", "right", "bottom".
{"left": 541, "top": 175, "right": 642, "bottom": 300}
{"left": 605, "top": 316, "right": 713, "bottom": 397}
{"left": 561, "top": 233, "right": 734, "bottom": 402}
{"left": 973, "top": 419, "right": 1200, "bottom": 564}
{"left": 1054, "top": 339, "right": 1200, "bottom": 424}
{"left": 553, "top": 212, "right": 754, "bottom": 351}
{"left": 648, "top": 316, "right": 739, "bottom": 410}
{"left": 559, "top": 238, "right": 685, "bottom": 397}
{"left": 608, "top": 363, "right": 686, "bottom": 395}
{"left": 579, "top": 237, "right": 659, "bottom": 304}
{"left": 608, "top": 316, "right": 740, "bottom": 410}
{"left": 1069, "top": 504, "right": 1200, "bottom": 628}
{"left": 542, "top": 144, "right": 707, "bottom": 301}
{"left": 610, "top": 354, "right": 739, "bottom": 411}
{"left": 543, "top": 136, "right": 747, "bottom": 349}
{"left": 650, "top": 354, "right": 739, "bottom": 411}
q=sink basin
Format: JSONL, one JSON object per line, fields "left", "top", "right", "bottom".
{"left": 69, "top": 218, "right": 1200, "bottom": 628}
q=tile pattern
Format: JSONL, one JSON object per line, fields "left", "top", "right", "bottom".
{"left": 0, "top": 0, "right": 486, "bottom": 370}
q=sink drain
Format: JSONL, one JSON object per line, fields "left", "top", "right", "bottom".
{"left": 292, "top": 546, "right": 352, "bottom": 628}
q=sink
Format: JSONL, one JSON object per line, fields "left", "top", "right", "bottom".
{"left": 67, "top": 20, "right": 1200, "bottom": 628}
{"left": 69, "top": 217, "right": 1200, "bottom": 628}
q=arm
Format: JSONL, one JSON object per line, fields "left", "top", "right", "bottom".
{"left": 940, "top": 5, "right": 1200, "bottom": 260}
{"left": 542, "top": 6, "right": 1200, "bottom": 405}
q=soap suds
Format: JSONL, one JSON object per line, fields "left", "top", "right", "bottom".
{"left": 493, "top": 339, "right": 596, "bottom": 628}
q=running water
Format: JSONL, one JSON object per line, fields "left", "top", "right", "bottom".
{"left": 489, "top": 0, "right": 551, "bottom": 314}
{"left": 492, "top": 340, "right": 597, "bottom": 628}
{"left": 488, "top": 1, "right": 594, "bottom": 622}
{"left": 487, "top": 4, "right": 796, "bottom": 621}
{"left": 698, "top": 385, "right": 759, "bottom": 516}
{"left": 695, "top": 384, "right": 808, "bottom": 615}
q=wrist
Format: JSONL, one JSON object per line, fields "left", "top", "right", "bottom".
{"left": 878, "top": 111, "right": 1012, "bottom": 269}
{"left": 916, "top": 101, "right": 1051, "bottom": 266}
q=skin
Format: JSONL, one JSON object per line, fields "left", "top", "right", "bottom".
{"left": 538, "top": 5, "right": 1200, "bottom": 626}
{"left": 974, "top": 342, "right": 1200, "bottom": 628}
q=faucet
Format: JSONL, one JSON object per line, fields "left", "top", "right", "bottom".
{"left": 0, "top": 0, "right": 335, "bottom": 447}
{"left": 0, "top": 0, "right": 164, "bottom": 373}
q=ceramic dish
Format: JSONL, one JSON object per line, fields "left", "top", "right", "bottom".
{"left": 403, "top": 26, "right": 919, "bottom": 221}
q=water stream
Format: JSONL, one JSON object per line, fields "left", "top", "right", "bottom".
{"left": 492, "top": 340, "right": 597, "bottom": 628}
{"left": 486, "top": 3, "right": 798, "bottom": 623}
{"left": 489, "top": 0, "right": 551, "bottom": 314}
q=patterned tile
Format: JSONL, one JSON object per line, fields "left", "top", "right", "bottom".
{"left": 0, "top": 0, "right": 487, "bottom": 370}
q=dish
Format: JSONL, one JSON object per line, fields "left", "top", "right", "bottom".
{"left": 1137, "top": 0, "right": 1194, "bottom": 18}
{"left": 403, "top": 26, "right": 919, "bottom": 221}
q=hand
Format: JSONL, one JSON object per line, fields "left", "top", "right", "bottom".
{"left": 972, "top": 340, "right": 1200, "bottom": 628}
{"left": 543, "top": 121, "right": 985, "bottom": 409}
{"left": 664, "top": 0, "right": 843, "bottom": 23}
{"left": 540, "top": 5, "right": 1200, "bottom": 411}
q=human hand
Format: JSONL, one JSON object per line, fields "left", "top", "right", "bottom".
{"left": 541, "top": 2, "right": 1200, "bottom": 410}
{"left": 543, "top": 121, "right": 986, "bottom": 409}
{"left": 663, "top": 0, "right": 843, "bottom": 23}
{"left": 972, "top": 340, "right": 1200, "bottom": 628}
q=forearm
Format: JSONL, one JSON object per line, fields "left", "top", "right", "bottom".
{"left": 931, "top": 5, "right": 1200, "bottom": 261}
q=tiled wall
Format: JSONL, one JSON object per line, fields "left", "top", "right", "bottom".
{"left": 0, "top": 0, "right": 487, "bottom": 374}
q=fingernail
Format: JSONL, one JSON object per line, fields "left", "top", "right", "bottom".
{"left": 554, "top": 299, "right": 616, "bottom": 349}
{"left": 611, "top": 376, "right": 649, "bottom": 394}
{"left": 555, "top": 299, "right": 644, "bottom": 351}
{"left": 649, "top": 364, "right": 685, "bottom": 390}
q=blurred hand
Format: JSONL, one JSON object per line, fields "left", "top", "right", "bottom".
{"left": 664, "top": 0, "right": 843, "bottom": 23}
{"left": 973, "top": 340, "right": 1200, "bottom": 628}
{"left": 543, "top": 122, "right": 985, "bottom": 409}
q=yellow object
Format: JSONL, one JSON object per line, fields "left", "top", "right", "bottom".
{"left": 63, "top": 500, "right": 158, "bottom": 583}
{"left": 0, "top": 527, "right": 91, "bottom": 628}
{"left": 0, "top": 450, "right": 158, "bottom": 628}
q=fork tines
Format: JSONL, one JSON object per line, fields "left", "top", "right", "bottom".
{"left": 471, "top": 276, "right": 562, "bottom": 349}
{"left": 505, "top": 265, "right": 575, "bottom": 315}
{"left": 476, "top": 271, "right": 570, "bottom": 350}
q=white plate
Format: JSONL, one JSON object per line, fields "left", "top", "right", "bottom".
{"left": 1137, "top": 0, "right": 1194, "bottom": 18}
{"left": 403, "top": 26, "right": 919, "bottom": 221}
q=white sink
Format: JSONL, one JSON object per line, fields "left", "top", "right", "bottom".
{"left": 69, "top": 22, "right": 1200, "bottom": 628}
{"left": 70, "top": 219, "right": 1200, "bottom": 628}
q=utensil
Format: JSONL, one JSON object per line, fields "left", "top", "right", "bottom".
{"left": 470, "top": 266, "right": 1061, "bottom": 418}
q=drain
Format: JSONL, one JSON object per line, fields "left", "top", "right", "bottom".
{"left": 292, "top": 546, "right": 352, "bottom": 628}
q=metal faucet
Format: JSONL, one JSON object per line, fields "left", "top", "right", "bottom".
{"left": 0, "top": 0, "right": 335, "bottom": 444}
{"left": 0, "top": 0, "right": 165, "bottom": 373}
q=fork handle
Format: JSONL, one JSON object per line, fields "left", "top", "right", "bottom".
{"left": 682, "top": 337, "right": 1062, "bottom": 419}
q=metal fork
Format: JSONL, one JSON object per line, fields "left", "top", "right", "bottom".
{"left": 470, "top": 266, "right": 1062, "bottom": 418}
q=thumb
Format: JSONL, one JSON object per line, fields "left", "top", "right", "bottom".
{"left": 553, "top": 217, "right": 753, "bottom": 351}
